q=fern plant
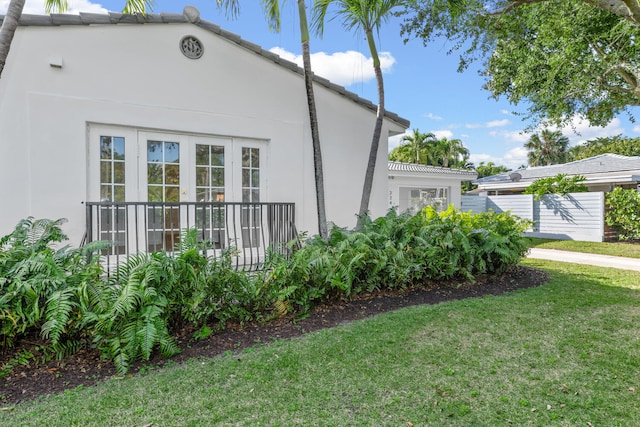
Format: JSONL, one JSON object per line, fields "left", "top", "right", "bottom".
{"left": 88, "top": 252, "right": 182, "bottom": 374}
{"left": 0, "top": 218, "right": 108, "bottom": 362}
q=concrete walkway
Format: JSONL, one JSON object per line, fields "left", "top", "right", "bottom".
{"left": 528, "top": 248, "right": 640, "bottom": 272}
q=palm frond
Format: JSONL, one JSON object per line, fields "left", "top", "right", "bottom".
{"left": 44, "top": 0, "right": 69, "bottom": 13}
{"left": 215, "top": 0, "right": 241, "bottom": 19}
{"left": 121, "top": 0, "right": 154, "bottom": 14}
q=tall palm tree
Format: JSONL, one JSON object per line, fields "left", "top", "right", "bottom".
{"left": 0, "top": 0, "right": 25, "bottom": 77}
{"left": 524, "top": 129, "right": 569, "bottom": 166}
{"left": 216, "top": 0, "right": 328, "bottom": 239}
{"left": 388, "top": 129, "right": 437, "bottom": 164}
{"left": 405, "top": 128, "right": 436, "bottom": 164}
{"left": 436, "top": 137, "right": 469, "bottom": 168}
{"left": 313, "top": 0, "right": 406, "bottom": 228}
{"left": 1, "top": 0, "right": 151, "bottom": 78}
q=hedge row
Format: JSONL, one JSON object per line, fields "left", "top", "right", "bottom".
{"left": 0, "top": 208, "right": 530, "bottom": 374}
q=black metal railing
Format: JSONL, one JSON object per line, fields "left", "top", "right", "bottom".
{"left": 85, "top": 201, "right": 297, "bottom": 271}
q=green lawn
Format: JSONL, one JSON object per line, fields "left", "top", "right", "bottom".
{"left": 527, "top": 237, "right": 640, "bottom": 258}
{"left": 2, "top": 259, "right": 640, "bottom": 426}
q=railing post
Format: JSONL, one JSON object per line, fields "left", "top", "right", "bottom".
{"left": 85, "top": 203, "right": 93, "bottom": 244}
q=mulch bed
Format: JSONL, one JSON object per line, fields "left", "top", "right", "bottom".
{"left": 0, "top": 265, "right": 548, "bottom": 406}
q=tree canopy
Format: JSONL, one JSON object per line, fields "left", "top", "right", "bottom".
{"left": 524, "top": 129, "right": 569, "bottom": 166}
{"left": 567, "top": 135, "right": 640, "bottom": 161}
{"left": 389, "top": 130, "right": 471, "bottom": 168}
{"left": 401, "top": 0, "right": 640, "bottom": 127}
{"left": 475, "top": 161, "right": 510, "bottom": 178}
{"left": 388, "top": 129, "right": 438, "bottom": 164}
{"left": 523, "top": 173, "right": 589, "bottom": 200}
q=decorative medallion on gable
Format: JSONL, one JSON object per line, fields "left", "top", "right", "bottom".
{"left": 180, "top": 36, "right": 204, "bottom": 59}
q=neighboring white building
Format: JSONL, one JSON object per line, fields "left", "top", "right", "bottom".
{"left": 474, "top": 154, "right": 640, "bottom": 195}
{"left": 0, "top": 7, "right": 409, "bottom": 252}
{"left": 388, "top": 161, "right": 477, "bottom": 213}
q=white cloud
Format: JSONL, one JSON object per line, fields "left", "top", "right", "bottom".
{"left": 502, "top": 146, "right": 529, "bottom": 169}
{"left": 432, "top": 129, "right": 453, "bottom": 139}
{"left": 633, "top": 126, "right": 640, "bottom": 134}
{"left": 1, "top": 0, "right": 108, "bottom": 14}
{"left": 469, "top": 153, "right": 495, "bottom": 164}
{"left": 500, "top": 109, "right": 514, "bottom": 115}
{"left": 425, "top": 112, "right": 443, "bottom": 121}
{"left": 469, "top": 146, "right": 528, "bottom": 170}
{"left": 489, "top": 129, "right": 531, "bottom": 144}
{"left": 486, "top": 119, "right": 510, "bottom": 128}
{"left": 388, "top": 132, "right": 409, "bottom": 151}
{"left": 545, "top": 116, "right": 624, "bottom": 146}
{"left": 466, "top": 119, "right": 510, "bottom": 129}
{"left": 269, "top": 47, "right": 395, "bottom": 87}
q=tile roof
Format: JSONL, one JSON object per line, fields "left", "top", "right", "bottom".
{"left": 389, "top": 161, "right": 478, "bottom": 178}
{"left": 475, "top": 154, "right": 640, "bottom": 184}
{"left": 1, "top": 7, "right": 410, "bottom": 129}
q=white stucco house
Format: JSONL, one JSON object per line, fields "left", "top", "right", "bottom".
{"left": 388, "top": 161, "right": 478, "bottom": 213}
{"left": 0, "top": 7, "right": 410, "bottom": 258}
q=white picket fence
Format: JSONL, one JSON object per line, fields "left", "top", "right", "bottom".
{"left": 461, "top": 192, "right": 605, "bottom": 242}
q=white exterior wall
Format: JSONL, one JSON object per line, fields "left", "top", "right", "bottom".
{"left": 0, "top": 22, "right": 405, "bottom": 243}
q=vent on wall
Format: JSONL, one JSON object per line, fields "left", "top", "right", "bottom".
{"left": 49, "top": 56, "right": 63, "bottom": 68}
{"left": 180, "top": 36, "right": 204, "bottom": 59}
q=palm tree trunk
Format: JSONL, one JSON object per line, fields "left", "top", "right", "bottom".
{"left": 356, "top": 28, "right": 385, "bottom": 229}
{"left": 0, "top": 0, "right": 25, "bottom": 78}
{"left": 297, "top": 0, "right": 328, "bottom": 239}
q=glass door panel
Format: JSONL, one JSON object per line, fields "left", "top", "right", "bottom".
{"left": 140, "top": 133, "right": 187, "bottom": 253}
{"left": 240, "top": 146, "right": 262, "bottom": 249}
{"left": 98, "top": 135, "right": 127, "bottom": 255}
{"left": 194, "top": 142, "right": 227, "bottom": 249}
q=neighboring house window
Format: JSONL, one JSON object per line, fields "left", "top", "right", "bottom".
{"left": 147, "top": 140, "right": 181, "bottom": 252}
{"left": 99, "top": 136, "right": 126, "bottom": 254}
{"left": 410, "top": 187, "right": 449, "bottom": 213}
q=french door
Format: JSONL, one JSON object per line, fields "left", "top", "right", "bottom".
{"left": 89, "top": 125, "right": 266, "bottom": 254}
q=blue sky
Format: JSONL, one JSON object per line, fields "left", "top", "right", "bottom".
{"left": 4, "top": 0, "right": 639, "bottom": 169}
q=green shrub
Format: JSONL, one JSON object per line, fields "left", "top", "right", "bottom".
{"left": 605, "top": 187, "right": 640, "bottom": 241}
{"left": 262, "top": 206, "right": 530, "bottom": 315}
{"left": 1, "top": 210, "right": 530, "bottom": 374}
{"left": 523, "top": 174, "right": 588, "bottom": 200}
{"left": 85, "top": 252, "right": 183, "bottom": 374}
{"left": 0, "top": 218, "right": 107, "bottom": 353}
